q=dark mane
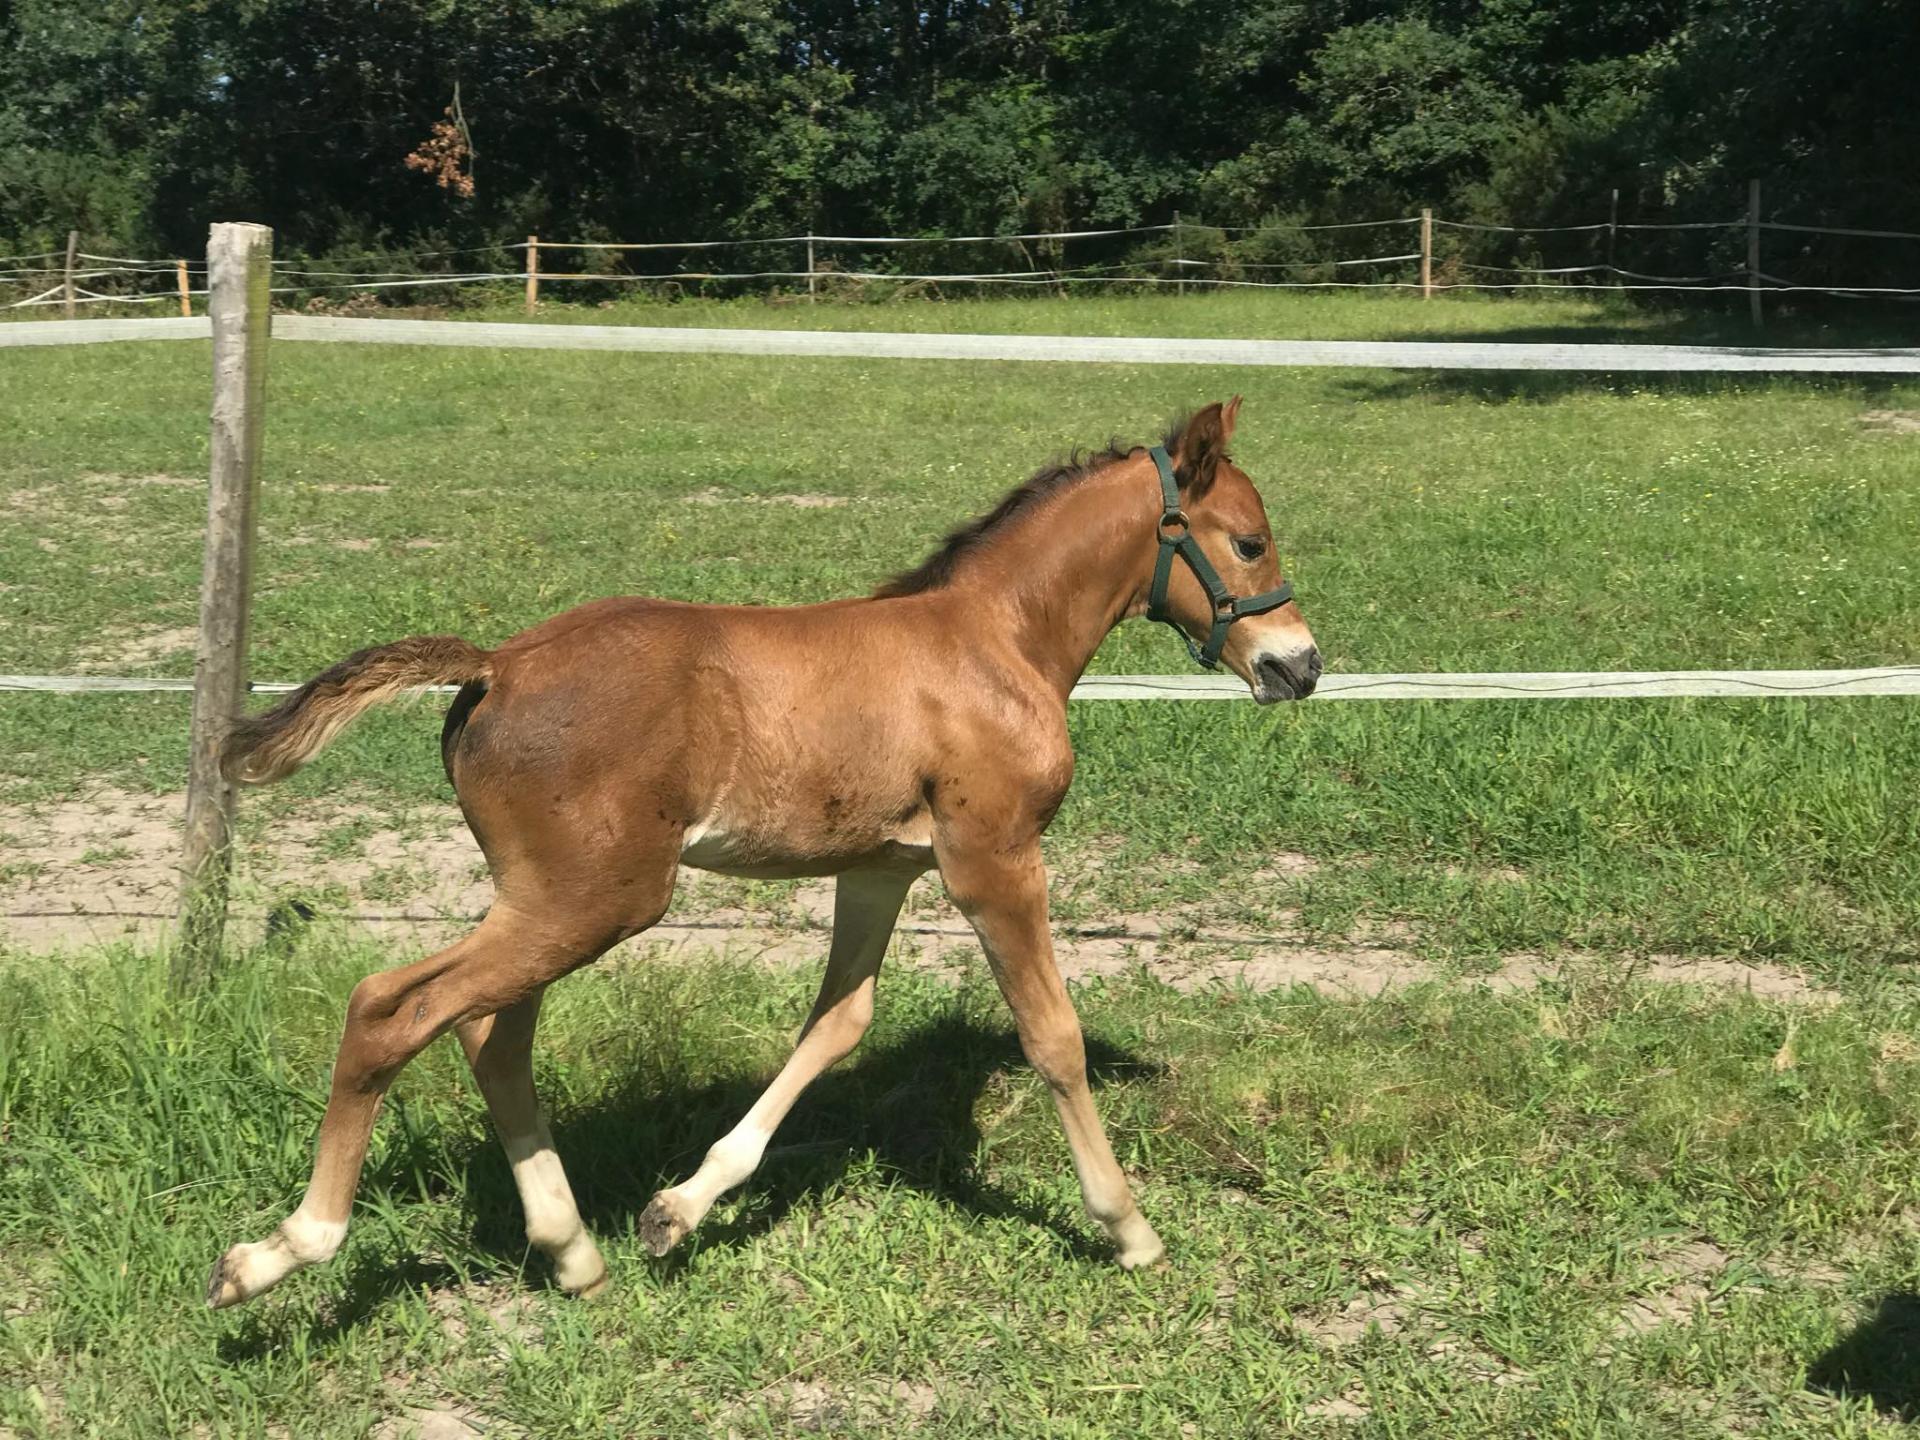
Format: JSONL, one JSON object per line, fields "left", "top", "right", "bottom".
{"left": 873, "top": 413, "right": 1195, "bottom": 598}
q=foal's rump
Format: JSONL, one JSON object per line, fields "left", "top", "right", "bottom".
{"left": 221, "top": 634, "right": 494, "bottom": 785}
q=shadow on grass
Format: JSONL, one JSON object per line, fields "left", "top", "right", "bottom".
{"left": 1329, "top": 366, "right": 1915, "bottom": 406}
{"left": 219, "top": 1011, "right": 1156, "bottom": 1357}
{"left": 1373, "top": 301, "right": 1920, "bottom": 351}
{"left": 551, "top": 1012, "right": 1157, "bottom": 1263}
{"left": 1807, "top": 1292, "right": 1920, "bottom": 1419}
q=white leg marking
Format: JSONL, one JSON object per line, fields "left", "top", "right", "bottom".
{"left": 208, "top": 1206, "right": 347, "bottom": 1306}
{"left": 504, "top": 1132, "right": 604, "bottom": 1291}
{"left": 661, "top": 1124, "right": 775, "bottom": 1227}
{"left": 641, "top": 869, "right": 915, "bottom": 1255}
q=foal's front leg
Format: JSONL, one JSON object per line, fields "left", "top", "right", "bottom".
{"left": 940, "top": 840, "right": 1165, "bottom": 1269}
{"left": 641, "top": 867, "right": 914, "bottom": 1254}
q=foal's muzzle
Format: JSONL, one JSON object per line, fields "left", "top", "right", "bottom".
{"left": 1253, "top": 647, "right": 1322, "bottom": 703}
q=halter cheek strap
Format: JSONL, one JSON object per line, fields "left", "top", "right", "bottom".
{"left": 1144, "top": 444, "right": 1295, "bottom": 670}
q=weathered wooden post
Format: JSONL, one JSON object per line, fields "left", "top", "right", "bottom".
{"left": 62, "top": 230, "right": 78, "bottom": 318}
{"left": 1173, "top": 210, "right": 1186, "bottom": 297}
{"left": 175, "top": 222, "right": 273, "bottom": 987}
{"left": 525, "top": 235, "right": 539, "bottom": 313}
{"left": 1607, "top": 187, "right": 1620, "bottom": 286}
{"left": 1747, "top": 179, "right": 1763, "bottom": 330}
{"left": 1419, "top": 208, "right": 1433, "bottom": 299}
{"left": 806, "top": 234, "right": 817, "bottom": 303}
{"left": 176, "top": 258, "right": 192, "bottom": 317}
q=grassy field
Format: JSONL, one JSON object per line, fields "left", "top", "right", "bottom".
{"left": 3, "top": 290, "right": 1917, "bottom": 966}
{"left": 2, "top": 290, "right": 1919, "bottom": 1434}
{"left": 4, "top": 938, "right": 1920, "bottom": 1437}
{"left": 14, "top": 280, "right": 1919, "bottom": 346}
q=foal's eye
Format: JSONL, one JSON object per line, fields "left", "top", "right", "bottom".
{"left": 1232, "top": 535, "right": 1267, "bottom": 562}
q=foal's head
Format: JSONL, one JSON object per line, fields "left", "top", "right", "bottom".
{"left": 1158, "top": 397, "right": 1321, "bottom": 702}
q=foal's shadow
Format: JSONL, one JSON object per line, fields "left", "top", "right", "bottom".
{"left": 1807, "top": 1292, "right": 1920, "bottom": 1420}
{"left": 549, "top": 1013, "right": 1157, "bottom": 1264}
{"left": 219, "top": 1013, "right": 1156, "bottom": 1357}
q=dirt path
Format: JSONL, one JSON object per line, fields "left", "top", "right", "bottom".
{"left": 0, "top": 788, "right": 1837, "bottom": 1003}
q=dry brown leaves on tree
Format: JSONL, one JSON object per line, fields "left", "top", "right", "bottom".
{"left": 404, "top": 108, "right": 475, "bottom": 198}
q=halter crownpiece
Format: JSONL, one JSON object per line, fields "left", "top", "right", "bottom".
{"left": 1144, "top": 444, "right": 1295, "bottom": 670}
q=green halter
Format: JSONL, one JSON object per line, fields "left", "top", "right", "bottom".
{"left": 1145, "top": 444, "right": 1295, "bottom": 670}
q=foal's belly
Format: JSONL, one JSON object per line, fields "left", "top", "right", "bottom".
{"left": 677, "top": 813, "right": 935, "bottom": 880}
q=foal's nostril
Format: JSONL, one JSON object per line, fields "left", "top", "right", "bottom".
{"left": 1255, "top": 650, "right": 1319, "bottom": 700}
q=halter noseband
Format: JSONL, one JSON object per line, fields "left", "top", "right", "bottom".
{"left": 1144, "top": 444, "right": 1295, "bottom": 670}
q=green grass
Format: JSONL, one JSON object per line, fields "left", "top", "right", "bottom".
{"left": 3, "top": 290, "right": 1917, "bottom": 970}
{"left": 475, "top": 286, "right": 1920, "bottom": 347}
{"left": 5, "top": 292, "right": 1920, "bottom": 1434}
{"left": 4, "top": 937, "right": 1919, "bottom": 1436}
{"left": 15, "top": 280, "right": 1916, "bottom": 345}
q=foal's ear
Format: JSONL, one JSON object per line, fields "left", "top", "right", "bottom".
{"left": 1178, "top": 396, "right": 1241, "bottom": 499}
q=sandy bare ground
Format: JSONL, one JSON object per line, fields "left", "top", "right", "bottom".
{"left": 0, "top": 787, "right": 1838, "bottom": 1003}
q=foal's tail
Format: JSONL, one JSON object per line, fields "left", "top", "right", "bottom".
{"left": 221, "top": 635, "right": 494, "bottom": 785}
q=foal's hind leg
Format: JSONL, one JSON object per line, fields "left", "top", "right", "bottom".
{"left": 206, "top": 904, "right": 638, "bottom": 1309}
{"left": 641, "top": 867, "right": 915, "bottom": 1255}
{"left": 457, "top": 991, "right": 606, "bottom": 1295}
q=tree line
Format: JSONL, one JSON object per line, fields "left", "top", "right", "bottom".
{"left": 2, "top": 0, "right": 1914, "bottom": 289}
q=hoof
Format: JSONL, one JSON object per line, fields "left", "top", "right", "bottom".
{"left": 552, "top": 1232, "right": 610, "bottom": 1297}
{"left": 205, "top": 1248, "right": 253, "bottom": 1309}
{"left": 1113, "top": 1212, "right": 1167, "bottom": 1272}
{"left": 1117, "top": 1242, "right": 1167, "bottom": 1272}
{"left": 639, "top": 1193, "right": 693, "bottom": 1257}
{"left": 572, "top": 1268, "right": 610, "bottom": 1300}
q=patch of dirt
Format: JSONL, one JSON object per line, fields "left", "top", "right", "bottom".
{"left": 1305, "top": 1393, "right": 1370, "bottom": 1419}
{"left": 81, "top": 471, "right": 200, "bottom": 489}
{"left": 0, "top": 790, "right": 1852, "bottom": 1009}
{"left": 71, "top": 624, "right": 200, "bottom": 672}
{"left": 683, "top": 487, "right": 849, "bottom": 508}
{"left": 1633, "top": 956, "right": 1833, "bottom": 1003}
{"left": 1859, "top": 409, "right": 1920, "bottom": 434}
{"left": 428, "top": 1282, "right": 542, "bottom": 1352}
{"left": 334, "top": 538, "right": 377, "bottom": 551}
{"left": 1299, "top": 1289, "right": 1411, "bottom": 1346}
{"left": 369, "top": 1406, "right": 488, "bottom": 1440}
{"left": 1423, "top": 1336, "right": 1529, "bottom": 1385}
{"left": 1612, "top": 1237, "right": 1744, "bottom": 1337}
{"left": 1248, "top": 852, "right": 1319, "bottom": 882}
{"left": 308, "top": 482, "right": 391, "bottom": 494}
{"left": 1765, "top": 1253, "right": 1848, "bottom": 1288}
{"left": 746, "top": 1378, "right": 939, "bottom": 1432}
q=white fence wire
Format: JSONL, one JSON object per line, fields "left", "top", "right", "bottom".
{"left": 9, "top": 670, "right": 1920, "bottom": 702}
{"left": 9, "top": 313, "right": 1920, "bottom": 371}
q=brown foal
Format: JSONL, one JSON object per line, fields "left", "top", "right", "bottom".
{"left": 206, "top": 397, "right": 1319, "bottom": 1309}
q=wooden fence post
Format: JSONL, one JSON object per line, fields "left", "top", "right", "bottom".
{"left": 63, "top": 230, "right": 78, "bottom": 318}
{"left": 524, "top": 235, "right": 539, "bottom": 313}
{"left": 175, "top": 222, "right": 273, "bottom": 988}
{"left": 1173, "top": 210, "right": 1185, "bottom": 297}
{"left": 1747, "top": 179, "right": 1763, "bottom": 330}
{"left": 806, "top": 234, "right": 817, "bottom": 303}
{"left": 176, "top": 258, "right": 192, "bottom": 317}
{"left": 1419, "top": 208, "right": 1433, "bottom": 299}
{"left": 1607, "top": 188, "right": 1620, "bottom": 285}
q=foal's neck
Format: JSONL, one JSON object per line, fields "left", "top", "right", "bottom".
{"left": 954, "top": 457, "right": 1159, "bottom": 699}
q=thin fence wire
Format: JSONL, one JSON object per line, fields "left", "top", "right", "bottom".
{"left": 6, "top": 207, "right": 1919, "bottom": 309}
